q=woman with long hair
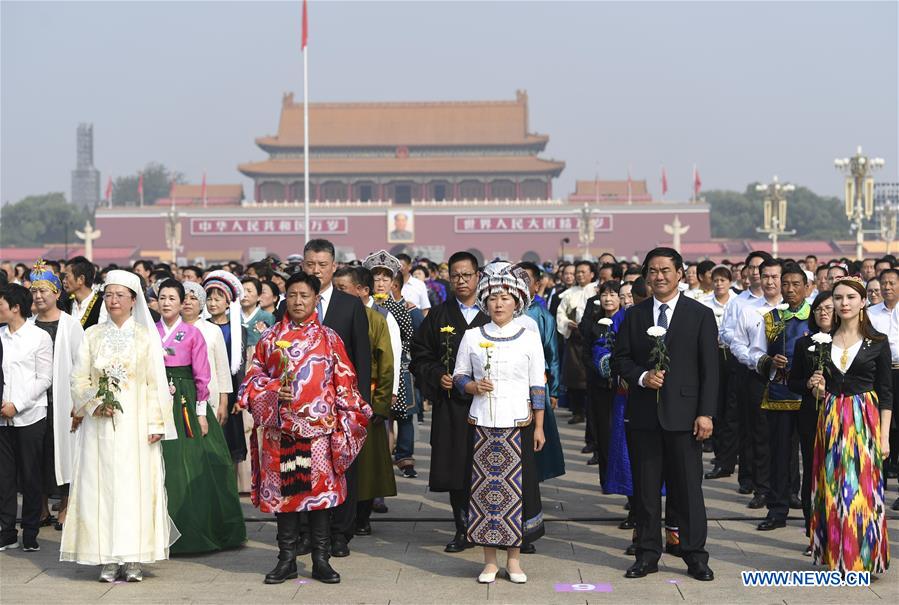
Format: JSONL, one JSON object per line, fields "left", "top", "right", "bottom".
{"left": 803, "top": 277, "right": 891, "bottom": 573}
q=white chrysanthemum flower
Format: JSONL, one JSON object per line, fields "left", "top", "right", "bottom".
{"left": 103, "top": 362, "right": 128, "bottom": 383}
{"left": 810, "top": 333, "right": 832, "bottom": 345}
{"left": 598, "top": 318, "right": 614, "bottom": 326}
{"left": 808, "top": 345, "right": 816, "bottom": 352}
{"left": 776, "top": 303, "right": 790, "bottom": 311}
{"left": 593, "top": 299, "right": 602, "bottom": 305}
{"left": 647, "top": 326, "right": 667, "bottom": 338}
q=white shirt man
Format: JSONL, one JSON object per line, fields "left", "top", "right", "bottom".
{"left": 868, "top": 302, "right": 899, "bottom": 366}
{"left": 1, "top": 322, "right": 53, "bottom": 427}
{"left": 401, "top": 276, "right": 431, "bottom": 313}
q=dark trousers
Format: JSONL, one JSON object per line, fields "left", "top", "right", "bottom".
{"left": 630, "top": 426, "right": 708, "bottom": 567}
{"left": 711, "top": 348, "right": 730, "bottom": 459}
{"left": 789, "top": 429, "right": 801, "bottom": 496}
{"left": 764, "top": 410, "right": 797, "bottom": 521}
{"left": 568, "top": 388, "right": 585, "bottom": 418}
{"left": 717, "top": 357, "right": 745, "bottom": 476}
{"left": 587, "top": 382, "right": 612, "bottom": 480}
{"left": 744, "top": 376, "right": 770, "bottom": 497}
{"left": 0, "top": 420, "right": 46, "bottom": 541}
{"left": 796, "top": 405, "right": 817, "bottom": 535}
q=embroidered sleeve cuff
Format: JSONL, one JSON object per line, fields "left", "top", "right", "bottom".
{"left": 530, "top": 386, "right": 547, "bottom": 410}
{"left": 196, "top": 400, "right": 207, "bottom": 417}
{"left": 453, "top": 375, "right": 473, "bottom": 396}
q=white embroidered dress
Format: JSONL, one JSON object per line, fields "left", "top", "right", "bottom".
{"left": 61, "top": 318, "right": 179, "bottom": 564}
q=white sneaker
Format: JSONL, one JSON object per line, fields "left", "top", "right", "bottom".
{"left": 99, "top": 563, "right": 120, "bottom": 583}
{"left": 123, "top": 562, "right": 143, "bottom": 582}
{"left": 0, "top": 537, "right": 19, "bottom": 551}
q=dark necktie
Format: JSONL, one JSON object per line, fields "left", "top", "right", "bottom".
{"left": 657, "top": 303, "right": 669, "bottom": 329}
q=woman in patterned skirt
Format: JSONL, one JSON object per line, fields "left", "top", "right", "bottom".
{"left": 453, "top": 262, "right": 546, "bottom": 584}
{"left": 804, "top": 277, "right": 891, "bottom": 574}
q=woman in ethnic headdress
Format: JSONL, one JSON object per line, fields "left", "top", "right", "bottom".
{"left": 202, "top": 270, "right": 248, "bottom": 466}
{"left": 237, "top": 272, "right": 370, "bottom": 585}
{"left": 802, "top": 276, "right": 892, "bottom": 574}
{"left": 453, "top": 262, "right": 546, "bottom": 584}
{"left": 62, "top": 270, "right": 178, "bottom": 583}
{"left": 27, "top": 260, "right": 84, "bottom": 531}
{"left": 155, "top": 279, "right": 246, "bottom": 555}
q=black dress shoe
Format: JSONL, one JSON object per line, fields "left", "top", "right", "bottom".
{"left": 444, "top": 532, "right": 472, "bottom": 553}
{"left": 625, "top": 561, "right": 658, "bottom": 578}
{"left": 372, "top": 499, "right": 389, "bottom": 514}
{"left": 757, "top": 518, "right": 786, "bottom": 531}
{"left": 354, "top": 521, "right": 372, "bottom": 536}
{"left": 687, "top": 562, "right": 714, "bottom": 581}
{"left": 702, "top": 441, "right": 714, "bottom": 453}
{"left": 567, "top": 414, "right": 584, "bottom": 425}
{"left": 618, "top": 518, "right": 636, "bottom": 530}
{"left": 892, "top": 497, "right": 899, "bottom": 511}
{"left": 519, "top": 542, "right": 536, "bottom": 554}
{"left": 581, "top": 445, "right": 595, "bottom": 454}
{"left": 747, "top": 494, "right": 766, "bottom": 509}
{"left": 330, "top": 535, "right": 350, "bottom": 557}
{"left": 789, "top": 494, "right": 802, "bottom": 509}
{"left": 586, "top": 453, "right": 599, "bottom": 465}
{"left": 625, "top": 543, "right": 638, "bottom": 556}
{"left": 704, "top": 466, "right": 733, "bottom": 480}
{"left": 737, "top": 485, "right": 753, "bottom": 495}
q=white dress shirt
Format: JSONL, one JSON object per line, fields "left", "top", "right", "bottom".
{"left": 318, "top": 284, "right": 334, "bottom": 320}
{"left": 867, "top": 302, "right": 899, "bottom": 365}
{"left": 402, "top": 276, "right": 431, "bottom": 311}
{"left": 719, "top": 289, "right": 763, "bottom": 349}
{"left": 732, "top": 297, "right": 783, "bottom": 371}
{"left": 1, "top": 322, "right": 53, "bottom": 426}
{"left": 457, "top": 299, "right": 480, "bottom": 324}
{"left": 637, "top": 294, "right": 681, "bottom": 388}
{"left": 702, "top": 291, "right": 734, "bottom": 344}
{"left": 70, "top": 288, "right": 108, "bottom": 326}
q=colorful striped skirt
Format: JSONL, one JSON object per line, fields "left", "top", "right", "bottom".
{"left": 810, "top": 390, "right": 890, "bottom": 573}
{"left": 467, "top": 424, "right": 544, "bottom": 547}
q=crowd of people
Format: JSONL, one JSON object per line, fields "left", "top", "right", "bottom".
{"left": 0, "top": 245, "right": 895, "bottom": 585}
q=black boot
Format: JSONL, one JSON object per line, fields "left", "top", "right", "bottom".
{"left": 295, "top": 534, "right": 312, "bottom": 556}
{"left": 309, "top": 510, "right": 340, "bottom": 584}
{"left": 445, "top": 503, "right": 471, "bottom": 553}
{"left": 264, "top": 513, "right": 299, "bottom": 584}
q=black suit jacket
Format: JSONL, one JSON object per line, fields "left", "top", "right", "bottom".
{"left": 611, "top": 295, "right": 719, "bottom": 431}
{"left": 321, "top": 287, "right": 372, "bottom": 406}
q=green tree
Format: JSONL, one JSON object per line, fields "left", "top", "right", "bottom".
{"left": 0, "top": 192, "right": 91, "bottom": 247}
{"left": 111, "top": 162, "right": 185, "bottom": 206}
{"left": 707, "top": 184, "right": 851, "bottom": 240}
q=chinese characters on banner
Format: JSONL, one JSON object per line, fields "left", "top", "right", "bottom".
{"left": 453, "top": 215, "right": 612, "bottom": 233}
{"left": 190, "top": 217, "right": 348, "bottom": 236}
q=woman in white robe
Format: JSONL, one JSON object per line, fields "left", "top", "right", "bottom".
{"left": 61, "top": 270, "right": 178, "bottom": 582}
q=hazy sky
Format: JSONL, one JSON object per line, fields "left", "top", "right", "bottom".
{"left": 2, "top": 0, "right": 897, "bottom": 206}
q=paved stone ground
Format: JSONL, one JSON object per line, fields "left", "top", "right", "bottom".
{"left": 2, "top": 408, "right": 897, "bottom": 604}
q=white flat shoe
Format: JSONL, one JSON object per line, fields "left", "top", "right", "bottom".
{"left": 478, "top": 567, "right": 498, "bottom": 583}
{"left": 507, "top": 570, "right": 527, "bottom": 584}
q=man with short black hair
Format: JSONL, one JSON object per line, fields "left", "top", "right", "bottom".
{"left": 63, "top": 256, "right": 107, "bottom": 328}
{"left": 132, "top": 259, "right": 153, "bottom": 283}
{"left": 612, "top": 247, "right": 717, "bottom": 582}
{"left": 410, "top": 251, "right": 487, "bottom": 553}
{"left": 0, "top": 284, "right": 53, "bottom": 552}
{"left": 396, "top": 253, "right": 431, "bottom": 316}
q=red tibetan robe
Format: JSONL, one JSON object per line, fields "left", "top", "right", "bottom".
{"left": 238, "top": 314, "right": 370, "bottom": 513}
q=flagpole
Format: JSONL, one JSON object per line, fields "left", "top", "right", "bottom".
{"left": 692, "top": 164, "right": 696, "bottom": 203}
{"left": 303, "top": 46, "right": 310, "bottom": 244}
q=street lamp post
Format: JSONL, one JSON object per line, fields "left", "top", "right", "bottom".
{"left": 755, "top": 176, "right": 796, "bottom": 258}
{"left": 877, "top": 197, "right": 898, "bottom": 255}
{"left": 834, "top": 146, "right": 885, "bottom": 260}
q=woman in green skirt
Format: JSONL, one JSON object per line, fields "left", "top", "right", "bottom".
{"left": 155, "top": 279, "right": 246, "bottom": 554}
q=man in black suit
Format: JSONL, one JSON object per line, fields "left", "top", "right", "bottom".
{"left": 296, "top": 239, "right": 371, "bottom": 558}
{"left": 612, "top": 247, "right": 718, "bottom": 581}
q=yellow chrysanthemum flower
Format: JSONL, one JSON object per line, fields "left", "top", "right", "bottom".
{"left": 275, "top": 340, "right": 292, "bottom": 349}
{"left": 440, "top": 326, "right": 456, "bottom": 334}
{"left": 479, "top": 342, "right": 494, "bottom": 349}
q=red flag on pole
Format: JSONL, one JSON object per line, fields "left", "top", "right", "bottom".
{"left": 137, "top": 173, "right": 144, "bottom": 206}
{"left": 661, "top": 167, "right": 668, "bottom": 197}
{"left": 302, "top": 0, "right": 308, "bottom": 50}
{"left": 693, "top": 165, "right": 702, "bottom": 199}
{"left": 201, "top": 171, "right": 207, "bottom": 207}
{"left": 105, "top": 176, "right": 113, "bottom": 203}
